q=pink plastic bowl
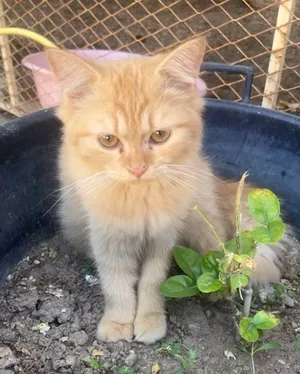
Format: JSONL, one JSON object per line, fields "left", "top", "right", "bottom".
{"left": 22, "top": 49, "right": 207, "bottom": 109}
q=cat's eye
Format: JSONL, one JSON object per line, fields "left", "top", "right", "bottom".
{"left": 98, "top": 134, "right": 120, "bottom": 149}
{"left": 150, "top": 130, "right": 171, "bottom": 144}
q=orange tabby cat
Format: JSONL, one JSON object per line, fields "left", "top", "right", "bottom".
{"left": 46, "top": 37, "right": 282, "bottom": 344}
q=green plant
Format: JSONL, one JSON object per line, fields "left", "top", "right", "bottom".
{"left": 239, "top": 311, "right": 280, "bottom": 373}
{"left": 160, "top": 173, "right": 285, "bottom": 373}
{"left": 81, "top": 356, "right": 111, "bottom": 369}
{"left": 118, "top": 366, "right": 135, "bottom": 374}
{"left": 157, "top": 338, "right": 197, "bottom": 373}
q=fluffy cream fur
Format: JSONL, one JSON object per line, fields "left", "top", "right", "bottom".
{"left": 46, "top": 37, "right": 282, "bottom": 344}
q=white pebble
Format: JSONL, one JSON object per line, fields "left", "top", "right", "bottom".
{"left": 278, "top": 359, "right": 286, "bottom": 365}
{"left": 33, "top": 260, "right": 40, "bottom": 265}
{"left": 85, "top": 274, "right": 99, "bottom": 285}
{"left": 224, "top": 350, "right": 236, "bottom": 360}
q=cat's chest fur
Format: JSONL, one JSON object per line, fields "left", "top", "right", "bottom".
{"left": 85, "top": 179, "right": 192, "bottom": 237}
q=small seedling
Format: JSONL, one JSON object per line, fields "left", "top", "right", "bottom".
{"left": 157, "top": 337, "right": 182, "bottom": 356}
{"left": 31, "top": 322, "right": 50, "bottom": 335}
{"left": 157, "top": 338, "right": 197, "bottom": 373}
{"left": 179, "top": 349, "right": 197, "bottom": 371}
{"left": 273, "top": 283, "right": 286, "bottom": 298}
{"left": 118, "top": 366, "right": 135, "bottom": 374}
{"left": 81, "top": 356, "right": 111, "bottom": 369}
{"left": 161, "top": 173, "right": 284, "bottom": 374}
{"left": 296, "top": 337, "right": 300, "bottom": 349}
{"left": 239, "top": 311, "right": 280, "bottom": 373}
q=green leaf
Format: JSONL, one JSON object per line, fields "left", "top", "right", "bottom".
{"left": 119, "top": 366, "right": 135, "bottom": 374}
{"left": 273, "top": 283, "right": 285, "bottom": 297}
{"left": 248, "top": 189, "right": 280, "bottom": 225}
{"left": 160, "top": 275, "right": 199, "bottom": 298}
{"left": 255, "top": 342, "right": 281, "bottom": 353}
{"left": 296, "top": 337, "right": 300, "bottom": 349}
{"left": 240, "top": 267, "right": 253, "bottom": 278}
{"left": 208, "top": 287, "right": 226, "bottom": 301}
{"left": 181, "top": 351, "right": 197, "bottom": 369}
{"left": 81, "top": 357, "right": 102, "bottom": 369}
{"left": 225, "top": 231, "right": 256, "bottom": 256}
{"left": 188, "top": 349, "right": 197, "bottom": 360}
{"left": 239, "top": 318, "right": 259, "bottom": 343}
{"left": 267, "top": 220, "right": 285, "bottom": 242}
{"left": 287, "top": 290, "right": 297, "bottom": 298}
{"left": 233, "top": 254, "right": 251, "bottom": 263}
{"left": 197, "top": 272, "right": 223, "bottom": 293}
{"left": 230, "top": 272, "right": 249, "bottom": 290}
{"left": 102, "top": 362, "right": 112, "bottom": 369}
{"left": 252, "top": 311, "right": 280, "bottom": 330}
{"left": 201, "top": 251, "right": 223, "bottom": 275}
{"left": 158, "top": 338, "right": 182, "bottom": 356}
{"left": 173, "top": 246, "right": 203, "bottom": 279}
{"left": 252, "top": 220, "right": 285, "bottom": 244}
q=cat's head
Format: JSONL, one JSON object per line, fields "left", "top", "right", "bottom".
{"left": 46, "top": 37, "right": 206, "bottom": 182}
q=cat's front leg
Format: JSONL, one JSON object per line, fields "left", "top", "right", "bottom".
{"left": 134, "top": 234, "right": 175, "bottom": 344}
{"left": 91, "top": 227, "right": 139, "bottom": 342}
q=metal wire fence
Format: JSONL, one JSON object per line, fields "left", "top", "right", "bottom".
{"left": 0, "top": 0, "right": 299, "bottom": 117}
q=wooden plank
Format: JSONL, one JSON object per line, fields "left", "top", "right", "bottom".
{"left": 262, "top": 0, "right": 296, "bottom": 108}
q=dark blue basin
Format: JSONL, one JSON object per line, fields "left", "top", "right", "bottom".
{"left": 1, "top": 100, "right": 300, "bottom": 285}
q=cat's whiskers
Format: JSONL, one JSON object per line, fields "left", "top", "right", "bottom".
{"left": 165, "top": 168, "right": 213, "bottom": 183}
{"left": 162, "top": 174, "right": 201, "bottom": 201}
{"left": 36, "top": 171, "right": 109, "bottom": 208}
{"left": 162, "top": 170, "right": 216, "bottom": 199}
{"left": 155, "top": 165, "right": 216, "bottom": 187}
{"left": 42, "top": 172, "right": 111, "bottom": 216}
{"left": 166, "top": 169, "right": 216, "bottom": 186}
{"left": 66, "top": 176, "right": 116, "bottom": 208}
{"left": 77, "top": 177, "right": 115, "bottom": 201}
{"left": 166, "top": 164, "right": 224, "bottom": 182}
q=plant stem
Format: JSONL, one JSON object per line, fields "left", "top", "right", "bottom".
{"left": 193, "top": 205, "right": 227, "bottom": 252}
{"left": 243, "top": 279, "right": 253, "bottom": 317}
{"left": 231, "top": 299, "right": 241, "bottom": 342}
{"left": 234, "top": 172, "right": 248, "bottom": 254}
{"left": 251, "top": 343, "right": 256, "bottom": 374}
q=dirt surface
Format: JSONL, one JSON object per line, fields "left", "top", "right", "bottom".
{"left": 0, "top": 235, "right": 300, "bottom": 374}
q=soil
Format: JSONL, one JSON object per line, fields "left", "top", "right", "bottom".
{"left": 0, "top": 235, "right": 300, "bottom": 374}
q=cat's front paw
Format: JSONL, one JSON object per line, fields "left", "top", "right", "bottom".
{"left": 97, "top": 315, "right": 133, "bottom": 342}
{"left": 134, "top": 313, "right": 167, "bottom": 344}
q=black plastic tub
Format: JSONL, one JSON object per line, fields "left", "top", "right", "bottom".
{"left": 1, "top": 100, "right": 300, "bottom": 286}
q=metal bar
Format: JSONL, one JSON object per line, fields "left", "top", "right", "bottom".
{"left": 201, "top": 62, "right": 254, "bottom": 104}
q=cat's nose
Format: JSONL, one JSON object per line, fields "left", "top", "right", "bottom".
{"left": 128, "top": 165, "right": 148, "bottom": 177}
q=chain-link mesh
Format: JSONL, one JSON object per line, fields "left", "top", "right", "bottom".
{"left": 0, "top": 0, "right": 299, "bottom": 117}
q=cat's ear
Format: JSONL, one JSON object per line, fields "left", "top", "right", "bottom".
{"left": 156, "top": 36, "right": 206, "bottom": 86}
{"left": 45, "top": 48, "right": 98, "bottom": 102}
